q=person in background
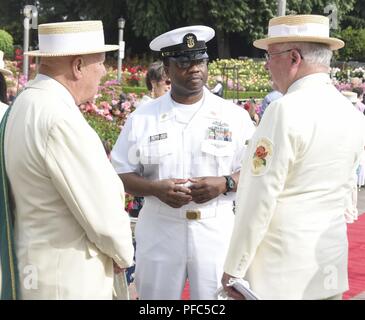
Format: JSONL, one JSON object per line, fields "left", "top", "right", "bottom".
{"left": 350, "top": 77, "right": 362, "bottom": 89}
{"left": 342, "top": 90, "right": 360, "bottom": 108}
{"left": 243, "top": 98, "right": 260, "bottom": 126}
{"left": 138, "top": 60, "right": 171, "bottom": 107}
{"left": 259, "top": 82, "right": 283, "bottom": 117}
{"left": 350, "top": 77, "right": 365, "bottom": 107}
{"left": 111, "top": 25, "right": 255, "bottom": 300}
{"left": 341, "top": 91, "right": 364, "bottom": 223}
{"left": 2, "top": 20, "right": 134, "bottom": 299}
{"left": 352, "top": 87, "right": 365, "bottom": 114}
{"left": 211, "top": 75, "right": 224, "bottom": 97}
{"left": 222, "top": 14, "right": 365, "bottom": 300}
{"left": 357, "top": 148, "right": 365, "bottom": 191}
{"left": 342, "top": 90, "right": 365, "bottom": 201}
{"left": 0, "top": 50, "right": 12, "bottom": 120}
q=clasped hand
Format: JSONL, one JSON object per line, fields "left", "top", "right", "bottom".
{"left": 189, "top": 176, "right": 226, "bottom": 204}
{"left": 156, "top": 177, "right": 226, "bottom": 208}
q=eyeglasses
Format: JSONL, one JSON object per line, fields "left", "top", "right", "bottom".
{"left": 264, "top": 49, "right": 304, "bottom": 61}
{"left": 170, "top": 57, "right": 208, "bottom": 69}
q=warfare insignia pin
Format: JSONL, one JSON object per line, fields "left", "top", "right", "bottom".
{"left": 251, "top": 138, "right": 273, "bottom": 175}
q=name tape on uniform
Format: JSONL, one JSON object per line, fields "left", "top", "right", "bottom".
{"left": 149, "top": 133, "right": 168, "bottom": 142}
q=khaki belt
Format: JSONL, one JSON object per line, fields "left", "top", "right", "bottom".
{"left": 186, "top": 210, "right": 201, "bottom": 220}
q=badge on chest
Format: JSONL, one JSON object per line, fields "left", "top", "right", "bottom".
{"left": 207, "top": 121, "right": 232, "bottom": 142}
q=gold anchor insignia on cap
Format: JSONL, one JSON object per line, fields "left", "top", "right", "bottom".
{"left": 186, "top": 35, "right": 195, "bottom": 48}
{"left": 184, "top": 33, "right": 197, "bottom": 48}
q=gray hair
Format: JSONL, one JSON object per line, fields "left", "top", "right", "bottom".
{"left": 279, "top": 42, "right": 333, "bottom": 67}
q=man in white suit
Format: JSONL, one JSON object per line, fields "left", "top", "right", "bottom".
{"left": 222, "top": 14, "right": 365, "bottom": 300}
{"left": 2, "top": 21, "right": 134, "bottom": 299}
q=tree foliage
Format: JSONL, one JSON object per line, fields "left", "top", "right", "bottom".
{"left": 125, "top": 0, "right": 359, "bottom": 57}
{"left": 335, "top": 27, "right": 365, "bottom": 62}
{"left": 126, "top": 0, "right": 178, "bottom": 38}
{"left": 0, "top": 0, "right": 128, "bottom": 46}
{"left": 342, "top": 0, "right": 365, "bottom": 29}
{"left": 126, "top": 0, "right": 278, "bottom": 57}
{"left": 286, "top": 0, "right": 356, "bottom": 21}
{"left": 125, "top": 0, "right": 358, "bottom": 42}
{"left": 0, "top": 0, "right": 29, "bottom": 46}
{"left": 0, "top": 30, "right": 14, "bottom": 58}
{"left": 0, "top": 0, "right": 363, "bottom": 59}
{"left": 36, "top": 0, "right": 128, "bottom": 44}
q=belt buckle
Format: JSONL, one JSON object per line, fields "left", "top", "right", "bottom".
{"left": 186, "top": 210, "right": 201, "bottom": 220}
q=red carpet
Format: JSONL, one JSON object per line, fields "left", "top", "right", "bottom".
{"left": 344, "top": 213, "right": 365, "bottom": 299}
{"left": 181, "top": 213, "right": 365, "bottom": 300}
{"left": 181, "top": 281, "right": 189, "bottom": 300}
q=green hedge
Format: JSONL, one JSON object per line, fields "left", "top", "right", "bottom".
{"left": 224, "top": 91, "right": 267, "bottom": 100}
{"left": 0, "top": 30, "right": 14, "bottom": 58}
{"left": 122, "top": 86, "right": 149, "bottom": 95}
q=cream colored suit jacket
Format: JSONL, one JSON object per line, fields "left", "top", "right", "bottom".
{"left": 224, "top": 73, "right": 365, "bottom": 299}
{"left": 4, "top": 75, "right": 134, "bottom": 299}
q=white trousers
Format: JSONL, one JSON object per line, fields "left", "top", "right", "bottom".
{"left": 134, "top": 203, "right": 234, "bottom": 300}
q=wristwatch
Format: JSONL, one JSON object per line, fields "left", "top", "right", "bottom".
{"left": 223, "top": 175, "right": 235, "bottom": 195}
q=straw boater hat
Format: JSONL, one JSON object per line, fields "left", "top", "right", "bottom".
{"left": 0, "top": 50, "right": 13, "bottom": 76}
{"left": 25, "top": 20, "right": 119, "bottom": 57}
{"left": 253, "top": 14, "right": 344, "bottom": 51}
{"left": 342, "top": 91, "right": 358, "bottom": 104}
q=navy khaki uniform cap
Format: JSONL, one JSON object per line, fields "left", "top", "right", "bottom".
{"left": 150, "top": 25, "right": 215, "bottom": 61}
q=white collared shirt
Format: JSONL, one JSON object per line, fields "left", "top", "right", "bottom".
{"left": 111, "top": 88, "right": 256, "bottom": 207}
